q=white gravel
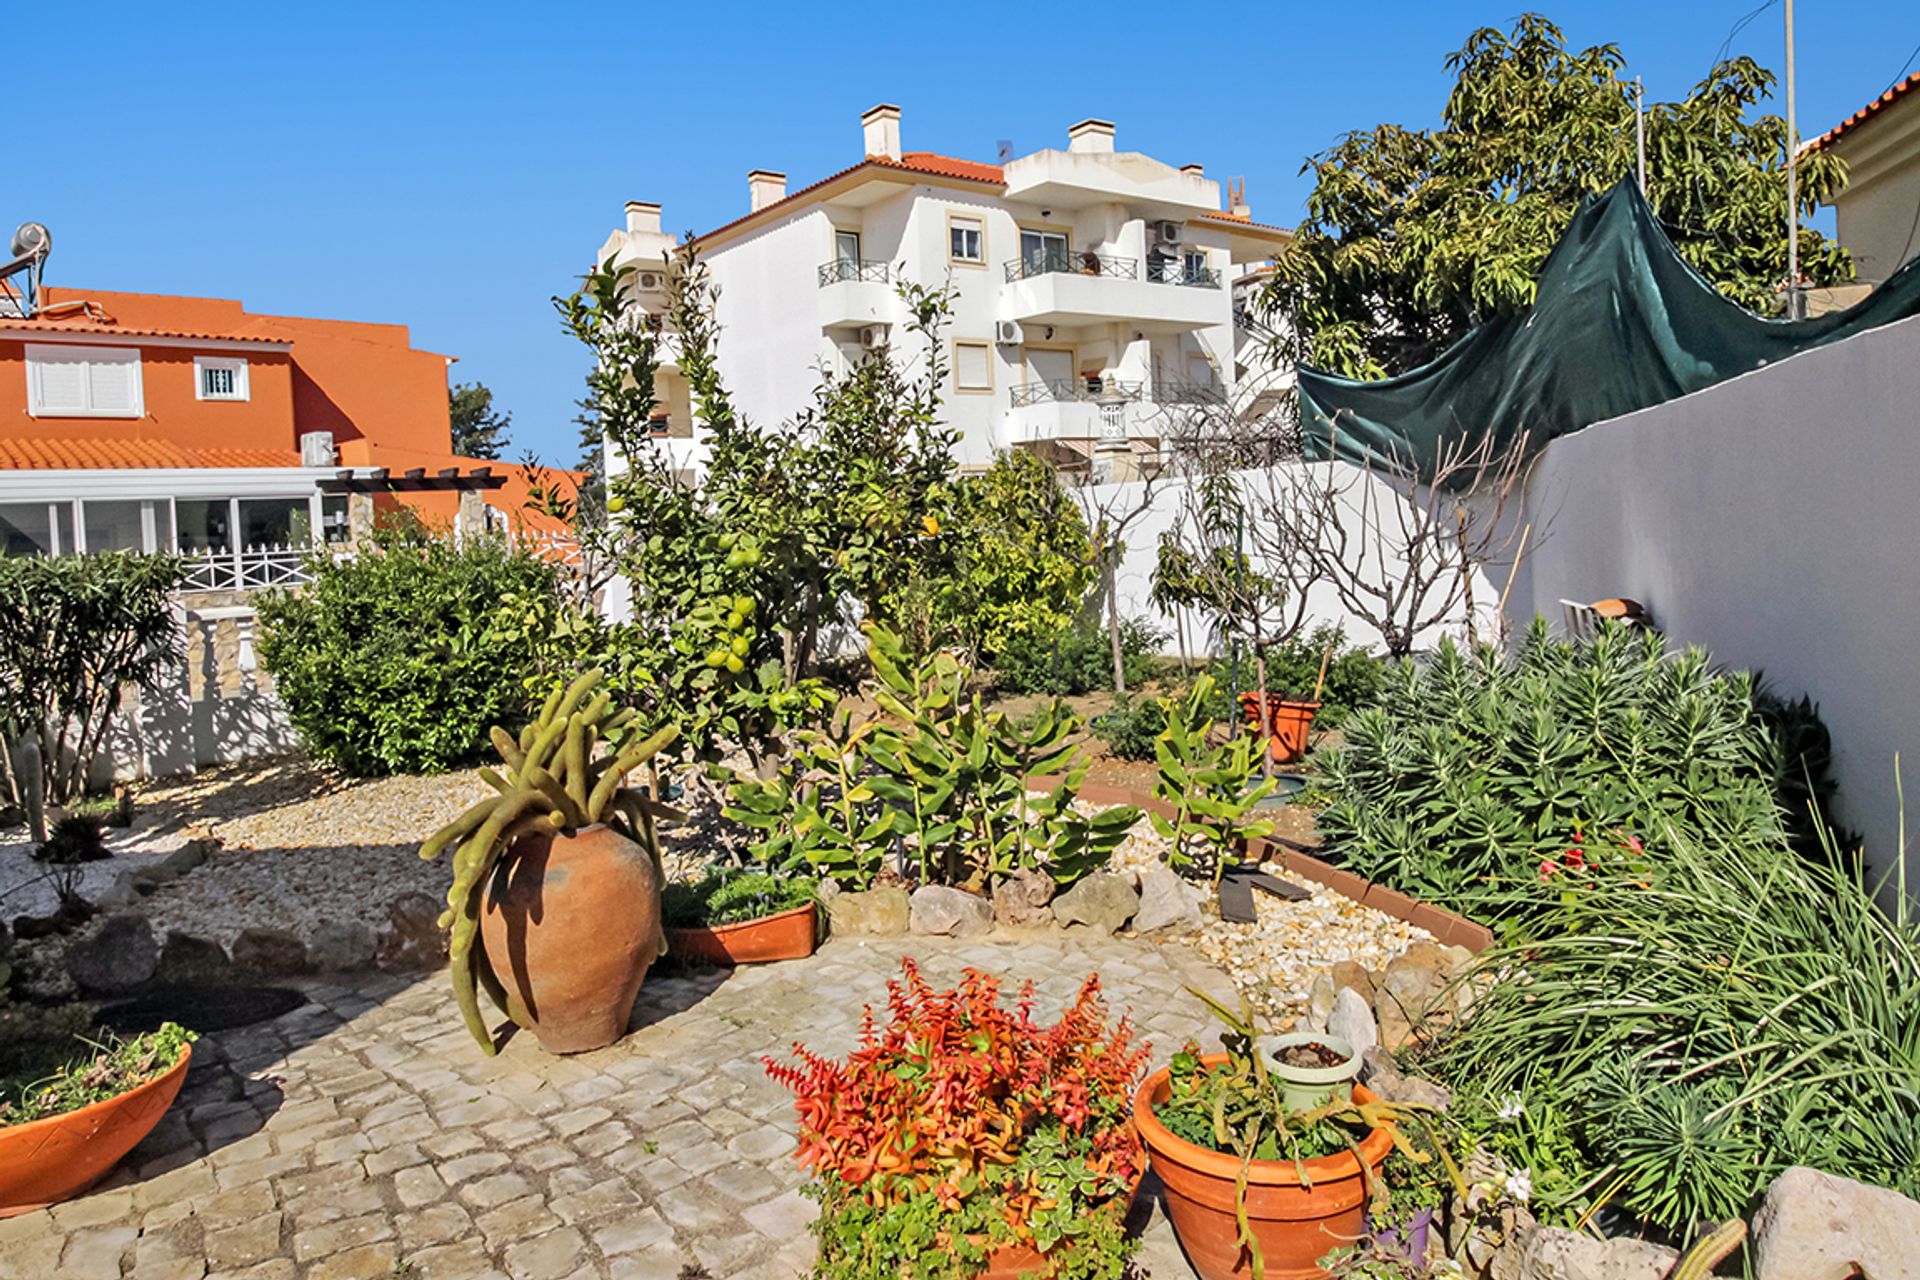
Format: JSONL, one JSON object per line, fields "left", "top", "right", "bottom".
{"left": 0, "top": 810, "right": 197, "bottom": 922}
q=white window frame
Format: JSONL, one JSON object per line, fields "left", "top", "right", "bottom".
{"left": 25, "top": 343, "right": 145, "bottom": 419}
{"left": 948, "top": 214, "right": 985, "bottom": 266}
{"left": 194, "top": 355, "right": 251, "bottom": 402}
{"left": 952, "top": 339, "right": 994, "bottom": 393}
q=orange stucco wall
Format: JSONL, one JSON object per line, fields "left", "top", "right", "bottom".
{"left": 0, "top": 338, "right": 298, "bottom": 449}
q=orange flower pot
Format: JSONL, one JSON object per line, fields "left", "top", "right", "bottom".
{"left": 1239, "top": 694, "right": 1322, "bottom": 766}
{"left": 1135, "top": 1057, "right": 1393, "bottom": 1280}
{"left": 0, "top": 1045, "right": 192, "bottom": 1219}
{"left": 666, "top": 902, "right": 818, "bottom": 967}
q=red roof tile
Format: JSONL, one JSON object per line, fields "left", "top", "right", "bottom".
{"left": 0, "top": 438, "right": 302, "bottom": 470}
{"left": 1807, "top": 71, "right": 1920, "bottom": 152}
{"left": 0, "top": 318, "right": 292, "bottom": 348}
{"left": 695, "top": 153, "right": 1004, "bottom": 247}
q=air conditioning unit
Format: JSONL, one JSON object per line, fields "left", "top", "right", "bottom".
{"left": 637, "top": 272, "right": 661, "bottom": 290}
{"left": 299, "top": 431, "right": 336, "bottom": 467}
{"left": 994, "top": 320, "right": 1024, "bottom": 345}
{"left": 1154, "top": 220, "right": 1182, "bottom": 245}
{"left": 859, "top": 325, "right": 888, "bottom": 349}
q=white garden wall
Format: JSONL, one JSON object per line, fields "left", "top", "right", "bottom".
{"left": 1508, "top": 313, "right": 1920, "bottom": 883}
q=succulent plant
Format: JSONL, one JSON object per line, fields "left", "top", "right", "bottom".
{"left": 421, "top": 670, "right": 678, "bottom": 1053}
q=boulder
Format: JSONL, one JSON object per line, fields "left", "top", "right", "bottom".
{"left": 1753, "top": 1165, "right": 1920, "bottom": 1280}
{"left": 155, "top": 838, "right": 217, "bottom": 880}
{"left": 1131, "top": 867, "right": 1203, "bottom": 934}
{"left": 909, "top": 885, "right": 994, "bottom": 937}
{"left": 1358, "top": 1047, "right": 1451, "bottom": 1112}
{"left": 376, "top": 891, "right": 449, "bottom": 972}
{"left": 816, "top": 878, "right": 842, "bottom": 903}
{"left": 91, "top": 872, "right": 143, "bottom": 912}
{"left": 1330, "top": 959, "right": 1379, "bottom": 1004}
{"left": 1305, "top": 973, "right": 1338, "bottom": 1031}
{"left": 153, "top": 931, "right": 237, "bottom": 987}
{"left": 65, "top": 913, "right": 159, "bottom": 994}
{"left": 1375, "top": 958, "right": 1453, "bottom": 1047}
{"left": 1051, "top": 873, "right": 1139, "bottom": 935}
{"left": 991, "top": 870, "right": 1055, "bottom": 929}
{"left": 1327, "top": 985, "right": 1379, "bottom": 1057}
{"left": 308, "top": 919, "right": 377, "bottom": 971}
{"left": 231, "top": 927, "right": 311, "bottom": 976}
{"left": 1499, "top": 1224, "right": 1678, "bottom": 1280}
{"left": 826, "top": 886, "right": 911, "bottom": 937}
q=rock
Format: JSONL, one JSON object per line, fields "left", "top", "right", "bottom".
{"left": 1394, "top": 940, "right": 1461, "bottom": 978}
{"left": 65, "top": 913, "right": 159, "bottom": 994}
{"left": 1375, "top": 960, "right": 1453, "bottom": 1047}
{"left": 1327, "top": 986, "right": 1378, "bottom": 1056}
{"left": 816, "top": 878, "right": 842, "bottom": 903}
{"left": 1305, "top": 973, "right": 1338, "bottom": 1031}
{"left": 376, "top": 891, "right": 448, "bottom": 972}
{"left": 308, "top": 919, "right": 377, "bottom": 971}
{"left": 991, "top": 870, "right": 1055, "bottom": 929}
{"left": 1358, "top": 1047, "right": 1451, "bottom": 1111}
{"left": 92, "top": 872, "right": 142, "bottom": 911}
{"left": 825, "top": 886, "right": 911, "bottom": 937}
{"left": 1752, "top": 1165, "right": 1920, "bottom": 1280}
{"left": 1051, "top": 873, "right": 1139, "bottom": 935}
{"left": 155, "top": 838, "right": 216, "bottom": 880}
{"left": 909, "top": 885, "right": 994, "bottom": 938}
{"left": 153, "top": 931, "right": 236, "bottom": 987}
{"left": 231, "top": 927, "right": 311, "bottom": 976}
{"left": 1505, "top": 1224, "right": 1678, "bottom": 1280}
{"left": 1330, "top": 959, "right": 1379, "bottom": 1004}
{"left": 1131, "top": 867, "right": 1203, "bottom": 934}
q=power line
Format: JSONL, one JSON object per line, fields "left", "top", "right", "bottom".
{"left": 1713, "top": 0, "right": 1780, "bottom": 73}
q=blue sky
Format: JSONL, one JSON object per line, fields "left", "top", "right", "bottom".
{"left": 18, "top": 2, "right": 1916, "bottom": 463}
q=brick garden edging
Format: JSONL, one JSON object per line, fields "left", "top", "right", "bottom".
{"left": 1066, "top": 779, "right": 1496, "bottom": 954}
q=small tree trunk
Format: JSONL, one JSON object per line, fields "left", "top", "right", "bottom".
{"left": 1175, "top": 607, "right": 1190, "bottom": 675}
{"left": 1105, "top": 559, "right": 1127, "bottom": 695}
{"left": 1253, "top": 640, "right": 1273, "bottom": 778}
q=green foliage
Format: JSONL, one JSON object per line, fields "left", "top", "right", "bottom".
{"left": 0, "top": 551, "right": 185, "bottom": 808}
{"left": 726, "top": 624, "right": 1140, "bottom": 890}
{"left": 255, "top": 517, "right": 560, "bottom": 776}
{"left": 1265, "top": 14, "right": 1852, "bottom": 380}
{"left": 0, "top": 1022, "right": 195, "bottom": 1127}
{"left": 660, "top": 869, "right": 817, "bottom": 928}
{"left": 33, "top": 814, "right": 108, "bottom": 865}
{"left": 1427, "top": 819, "right": 1920, "bottom": 1237}
{"left": 448, "top": 379, "right": 511, "bottom": 460}
{"left": 992, "top": 616, "right": 1164, "bottom": 697}
{"left": 1090, "top": 695, "right": 1165, "bottom": 762}
{"left": 1203, "top": 627, "right": 1382, "bottom": 731}
{"left": 1314, "top": 619, "right": 1819, "bottom": 920}
{"left": 936, "top": 449, "right": 1095, "bottom": 661}
{"left": 1150, "top": 676, "right": 1275, "bottom": 883}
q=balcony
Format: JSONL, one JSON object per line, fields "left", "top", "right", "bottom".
{"left": 1004, "top": 378, "right": 1166, "bottom": 449}
{"left": 817, "top": 258, "right": 893, "bottom": 330}
{"left": 1000, "top": 250, "right": 1223, "bottom": 332}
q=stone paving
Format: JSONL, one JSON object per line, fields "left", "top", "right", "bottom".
{"left": 0, "top": 933, "right": 1240, "bottom": 1280}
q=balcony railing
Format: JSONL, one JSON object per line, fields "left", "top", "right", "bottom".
{"left": 1148, "top": 261, "right": 1224, "bottom": 288}
{"left": 818, "top": 259, "right": 891, "bottom": 287}
{"left": 1004, "top": 251, "right": 1139, "bottom": 283}
{"left": 1008, "top": 378, "right": 1147, "bottom": 408}
{"left": 180, "top": 544, "right": 333, "bottom": 593}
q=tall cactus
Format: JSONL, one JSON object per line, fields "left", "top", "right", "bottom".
{"left": 421, "top": 670, "right": 678, "bottom": 1054}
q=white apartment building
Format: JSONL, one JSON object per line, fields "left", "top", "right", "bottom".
{"left": 595, "top": 105, "right": 1293, "bottom": 480}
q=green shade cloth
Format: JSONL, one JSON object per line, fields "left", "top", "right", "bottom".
{"left": 1298, "top": 178, "right": 1920, "bottom": 480}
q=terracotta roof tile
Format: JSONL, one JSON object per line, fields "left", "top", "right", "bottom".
{"left": 0, "top": 319, "right": 291, "bottom": 347}
{"left": 1807, "top": 71, "right": 1920, "bottom": 152}
{"left": 0, "top": 438, "right": 303, "bottom": 470}
{"left": 695, "top": 153, "right": 1004, "bottom": 247}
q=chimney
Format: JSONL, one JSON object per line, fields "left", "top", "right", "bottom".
{"left": 625, "top": 201, "right": 661, "bottom": 234}
{"left": 748, "top": 170, "right": 787, "bottom": 212}
{"left": 1180, "top": 164, "right": 1204, "bottom": 179}
{"left": 1229, "top": 177, "right": 1251, "bottom": 219}
{"left": 1068, "top": 118, "right": 1116, "bottom": 154}
{"left": 862, "top": 104, "right": 902, "bottom": 160}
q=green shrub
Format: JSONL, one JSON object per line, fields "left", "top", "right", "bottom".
{"left": 661, "top": 870, "right": 817, "bottom": 928}
{"left": 1149, "top": 675, "right": 1274, "bottom": 883}
{"left": 1314, "top": 619, "right": 1824, "bottom": 920}
{"left": 256, "top": 518, "right": 561, "bottom": 776}
{"left": 1200, "top": 626, "right": 1381, "bottom": 731}
{"left": 992, "top": 617, "right": 1164, "bottom": 696}
{"left": 1090, "top": 696, "right": 1165, "bottom": 761}
{"left": 939, "top": 450, "right": 1095, "bottom": 660}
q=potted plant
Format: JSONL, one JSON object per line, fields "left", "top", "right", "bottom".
{"left": 764, "top": 959, "right": 1148, "bottom": 1279}
{"left": 662, "top": 869, "right": 819, "bottom": 966}
{"left": 1134, "top": 995, "right": 1455, "bottom": 1280}
{"left": 420, "top": 670, "right": 679, "bottom": 1055}
{"left": 1256, "top": 1032, "right": 1362, "bottom": 1111}
{"left": 0, "top": 1021, "right": 195, "bottom": 1218}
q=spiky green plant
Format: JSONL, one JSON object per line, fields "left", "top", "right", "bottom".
{"left": 421, "top": 670, "right": 677, "bottom": 1053}
{"left": 1150, "top": 675, "right": 1275, "bottom": 885}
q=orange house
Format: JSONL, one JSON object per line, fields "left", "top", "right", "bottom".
{"left": 0, "top": 284, "right": 570, "bottom": 564}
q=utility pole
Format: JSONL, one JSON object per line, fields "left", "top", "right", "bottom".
{"left": 1634, "top": 77, "right": 1647, "bottom": 195}
{"left": 1785, "top": 0, "right": 1803, "bottom": 318}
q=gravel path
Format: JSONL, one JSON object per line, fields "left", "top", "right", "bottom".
{"left": 0, "top": 810, "right": 197, "bottom": 922}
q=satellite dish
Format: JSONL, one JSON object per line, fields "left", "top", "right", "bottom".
{"left": 11, "top": 223, "right": 49, "bottom": 259}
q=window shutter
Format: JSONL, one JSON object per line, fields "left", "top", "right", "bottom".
{"left": 89, "top": 357, "right": 141, "bottom": 414}
{"left": 34, "top": 356, "right": 89, "bottom": 414}
{"left": 956, "top": 342, "right": 992, "bottom": 390}
{"left": 25, "top": 345, "right": 142, "bottom": 417}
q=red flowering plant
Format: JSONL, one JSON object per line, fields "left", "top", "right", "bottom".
{"left": 763, "top": 959, "right": 1150, "bottom": 1280}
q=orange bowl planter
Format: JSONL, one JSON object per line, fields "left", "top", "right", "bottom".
{"left": 0, "top": 1044, "right": 191, "bottom": 1219}
{"left": 666, "top": 902, "right": 818, "bottom": 967}
{"left": 973, "top": 1160, "right": 1144, "bottom": 1279}
{"left": 1135, "top": 1056, "right": 1393, "bottom": 1280}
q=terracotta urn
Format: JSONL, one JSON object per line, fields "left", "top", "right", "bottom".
{"left": 478, "top": 823, "right": 662, "bottom": 1054}
{"left": 0, "top": 1045, "right": 191, "bottom": 1218}
{"left": 1135, "top": 1056, "right": 1394, "bottom": 1280}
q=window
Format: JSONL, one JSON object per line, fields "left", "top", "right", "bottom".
{"left": 1, "top": 501, "right": 71, "bottom": 556}
{"left": 834, "top": 230, "right": 861, "bottom": 265}
{"left": 949, "top": 216, "right": 984, "bottom": 264}
{"left": 82, "top": 500, "right": 146, "bottom": 553}
{"left": 26, "top": 344, "right": 143, "bottom": 418}
{"left": 320, "top": 495, "right": 351, "bottom": 544}
{"left": 176, "top": 499, "right": 231, "bottom": 554}
{"left": 194, "top": 356, "right": 250, "bottom": 401}
{"left": 954, "top": 341, "right": 992, "bottom": 393}
{"left": 1183, "top": 250, "right": 1209, "bottom": 283}
{"left": 1020, "top": 229, "right": 1069, "bottom": 275}
{"left": 238, "top": 498, "right": 311, "bottom": 550}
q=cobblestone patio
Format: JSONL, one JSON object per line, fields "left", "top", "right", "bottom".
{"left": 1, "top": 933, "right": 1240, "bottom": 1280}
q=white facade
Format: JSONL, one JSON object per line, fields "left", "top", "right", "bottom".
{"left": 596, "top": 107, "right": 1292, "bottom": 480}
